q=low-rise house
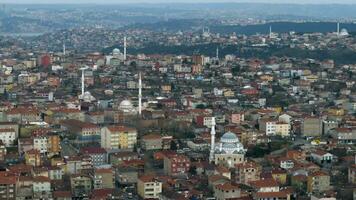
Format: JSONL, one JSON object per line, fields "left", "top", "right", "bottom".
{"left": 250, "top": 179, "right": 280, "bottom": 193}
{"left": 137, "top": 175, "right": 162, "bottom": 199}
{"left": 141, "top": 134, "right": 162, "bottom": 150}
{"left": 235, "top": 161, "right": 261, "bottom": 185}
{"left": 280, "top": 158, "right": 295, "bottom": 170}
{"left": 214, "top": 182, "right": 241, "bottom": 200}
{"left": 310, "top": 150, "right": 335, "bottom": 166}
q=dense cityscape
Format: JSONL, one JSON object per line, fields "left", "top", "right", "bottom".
{"left": 0, "top": 1, "right": 355, "bottom": 200}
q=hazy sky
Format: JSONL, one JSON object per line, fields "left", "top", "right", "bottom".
{"left": 0, "top": 0, "right": 355, "bottom": 4}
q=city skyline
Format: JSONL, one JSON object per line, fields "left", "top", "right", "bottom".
{"left": 0, "top": 0, "right": 355, "bottom": 4}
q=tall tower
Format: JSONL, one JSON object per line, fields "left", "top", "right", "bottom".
{"left": 63, "top": 43, "right": 66, "bottom": 56}
{"left": 337, "top": 22, "right": 340, "bottom": 36}
{"left": 209, "top": 117, "right": 216, "bottom": 163}
{"left": 138, "top": 72, "right": 142, "bottom": 116}
{"left": 80, "top": 67, "right": 86, "bottom": 98}
{"left": 123, "top": 36, "right": 127, "bottom": 61}
{"left": 269, "top": 26, "right": 272, "bottom": 38}
{"left": 216, "top": 46, "right": 219, "bottom": 60}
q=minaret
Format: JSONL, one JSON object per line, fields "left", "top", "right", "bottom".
{"left": 337, "top": 22, "right": 340, "bottom": 36}
{"left": 216, "top": 47, "right": 219, "bottom": 60}
{"left": 209, "top": 117, "right": 216, "bottom": 163}
{"left": 63, "top": 43, "right": 66, "bottom": 56}
{"left": 80, "top": 67, "right": 86, "bottom": 98}
{"left": 138, "top": 72, "right": 142, "bottom": 116}
{"left": 123, "top": 36, "right": 127, "bottom": 61}
{"left": 269, "top": 26, "right": 272, "bottom": 38}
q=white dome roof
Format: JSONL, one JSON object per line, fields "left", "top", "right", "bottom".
{"left": 215, "top": 131, "right": 245, "bottom": 155}
{"left": 113, "top": 48, "right": 121, "bottom": 54}
{"left": 220, "top": 132, "right": 240, "bottom": 143}
{"left": 120, "top": 100, "right": 133, "bottom": 108}
{"left": 340, "top": 28, "right": 349, "bottom": 36}
{"left": 79, "top": 91, "right": 96, "bottom": 102}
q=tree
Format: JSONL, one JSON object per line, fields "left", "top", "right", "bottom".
{"left": 189, "top": 166, "right": 197, "bottom": 175}
{"left": 170, "top": 140, "right": 178, "bottom": 150}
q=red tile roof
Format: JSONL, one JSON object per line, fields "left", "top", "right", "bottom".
{"left": 250, "top": 179, "right": 279, "bottom": 188}
{"left": 80, "top": 147, "right": 107, "bottom": 154}
{"left": 215, "top": 182, "right": 240, "bottom": 191}
{"left": 53, "top": 191, "right": 72, "bottom": 198}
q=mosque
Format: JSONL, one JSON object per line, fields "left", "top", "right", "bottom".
{"left": 209, "top": 117, "right": 246, "bottom": 168}
{"left": 118, "top": 73, "right": 143, "bottom": 115}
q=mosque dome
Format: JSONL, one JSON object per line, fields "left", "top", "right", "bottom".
{"left": 79, "top": 91, "right": 96, "bottom": 102}
{"left": 120, "top": 100, "right": 133, "bottom": 108}
{"left": 112, "top": 48, "right": 121, "bottom": 55}
{"left": 220, "top": 131, "right": 240, "bottom": 143}
{"left": 119, "top": 99, "right": 136, "bottom": 114}
{"left": 340, "top": 28, "right": 349, "bottom": 36}
{"left": 215, "top": 132, "right": 245, "bottom": 154}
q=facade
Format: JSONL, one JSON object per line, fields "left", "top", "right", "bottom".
{"left": 163, "top": 153, "right": 191, "bottom": 176}
{"left": 25, "top": 149, "right": 41, "bottom": 167}
{"left": 115, "top": 166, "right": 138, "bottom": 185}
{"left": 275, "top": 122, "right": 290, "bottom": 137}
{"left": 310, "top": 150, "right": 335, "bottom": 165}
{"left": 330, "top": 128, "right": 356, "bottom": 144}
{"left": 61, "top": 119, "right": 100, "bottom": 143}
{"left": 47, "top": 134, "right": 61, "bottom": 156}
{"left": 349, "top": 164, "right": 356, "bottom": 184}
{"left": 0, "top": 141, "right": 6, "bottom": 161}
{"left": 80, "top": 147, "right": 107, "bottom": 166}
{"left": 214, "top": 132, "right": 246, "bottom": 168}
{"left": 33, "top": 136, "right": 48, "bottom": 154}
{"left": 302, "top": 117, "right": 322, "bottom": 137}
{"left": 230, "top": 113, "right": 245, "bottom": 124}
{"left": 33, "top": 176, "right": 51, "bottom": 198}
{"left": 141, "top": 134, "right": 162, "bottom": 150}
{"left": 307, "top": 171, "right": 330, "bottom": 193}
{"left": 0, "top": 122, "right": 19, "bottom": 138}
{"left": 250, "top": 179, "right": 280, "bottom": 193}
{"left": 93, "top": 168, "right": 115, "bottom": 189}
{"left": 101, "top": 125, "right": 137, "bottom": 150}
{"left": 137, "top": 175, "right": 162, "bottom": 199}
{"left": 0, "top": 172, "right": 17, "bottom": 200}
{"left": 214, "top": 183, "right": 241, "bottom": 200}
{"left": 0, "top": 128, "right": 16, "bottom": 147}
{"left": 70, "top": 175, "right": 92, "bottom": 197}
{"left": 235, "top": 161, "right": 261, "bottom": 185}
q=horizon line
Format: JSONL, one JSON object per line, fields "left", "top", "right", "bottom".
{"left": 1, "top": 2, "right": 356, "bottom": 5}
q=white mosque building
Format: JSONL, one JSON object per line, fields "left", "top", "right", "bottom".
{"left": 118, "top": 99, "right": 137, "bottom": 114}
{"left": 78, "top": 67, "right": 96, "bottom": 103}
{"left": 118, "top": 73, "right": 143, "bottom": 115}
{"left": 209, "top": 117, "right": 246, "bottom": 168}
